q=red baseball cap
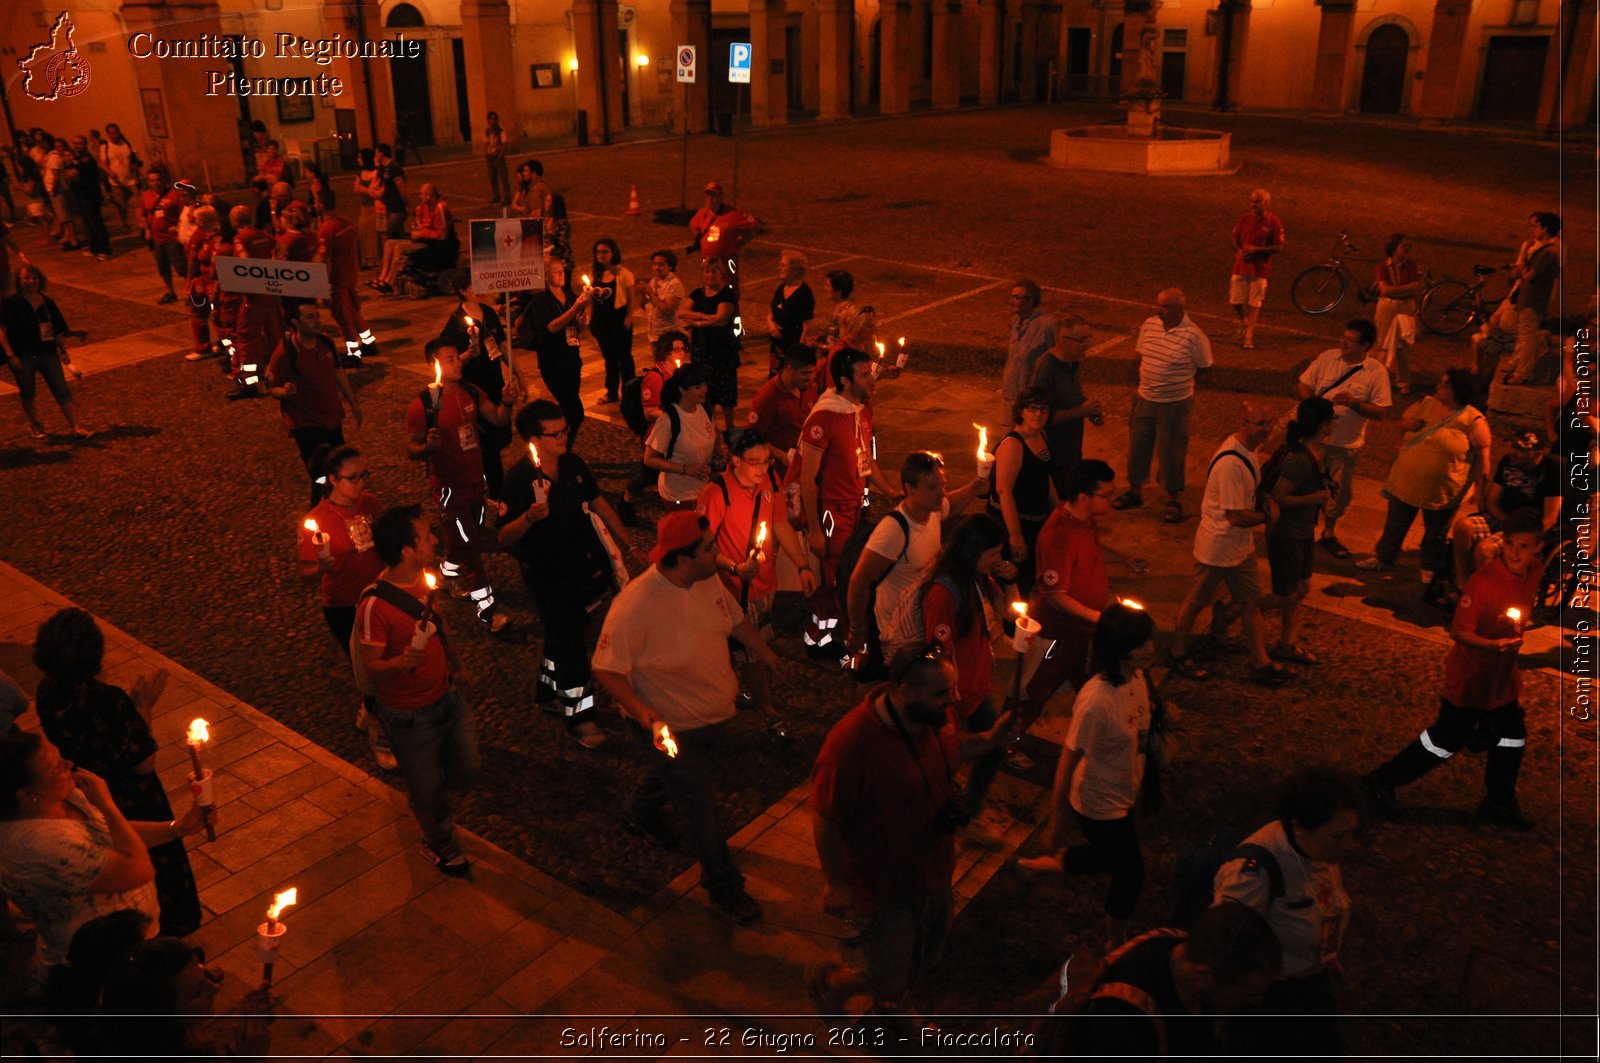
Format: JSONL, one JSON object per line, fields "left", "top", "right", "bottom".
{"left": 650, "top": 511, "right": 705, "bottom": 564}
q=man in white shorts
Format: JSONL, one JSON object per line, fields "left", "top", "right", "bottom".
{"left": 1229, "top": 189, "right": 1286, "bottom": 350}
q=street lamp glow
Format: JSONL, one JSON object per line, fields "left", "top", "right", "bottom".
{"left": 635, "top": 53, "right": 651, "bottom": 68}
{"left": 567, "top": 57, "right": 579, "bottom": 72}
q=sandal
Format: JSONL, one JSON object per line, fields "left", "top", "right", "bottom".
{"left": 1162, "top": 500, "right": 1183, "bottom": 524}
{"left": 1270, "top": 643, "right": 1320, "bottom": 666}
{"left": 28, "top": 424, "right": 47, "bottom": 440}
{"left": 1319, "top": 535, "right": 1352, "bottom": 559}
{"left": 1163, "top": 653, "right": 1211, "bottom": 680}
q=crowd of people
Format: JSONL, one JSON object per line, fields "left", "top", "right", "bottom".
{"left": 0, "top": 109, "right": 1589, "bottom": 1058}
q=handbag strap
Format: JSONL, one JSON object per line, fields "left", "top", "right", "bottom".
{"left": 1402, "top": 404, "right": 1469, "bottom": 451}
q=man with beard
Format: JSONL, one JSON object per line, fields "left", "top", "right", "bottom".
{"left": 807, "top": 644, "right": 1018, "bottom": 1034}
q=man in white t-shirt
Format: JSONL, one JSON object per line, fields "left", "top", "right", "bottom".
{"left": 98, "top": 123, "right": 141, "bottom": 231}
{"left": 593, "top": 512, "right": 782, "bottom": 926}
{"left": 1113, "top": 288, "right": 1214, "bottom": 523}
{"left": 1163, "top": 401, "right": 1290, "bottom": 686}
{"left": 1296, "top": 319, "right": 1391, "bottom": 559}
{"left": 845, "top": 451, "right": 990, "bottom": 671}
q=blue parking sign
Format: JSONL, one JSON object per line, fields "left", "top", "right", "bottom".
{"left": 728, "top": 41, "right": 751, "bottom": 84}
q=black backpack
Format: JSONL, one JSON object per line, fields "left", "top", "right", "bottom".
{"left": 1168, "top": 826, "right": 1284, "bottom": 929}
{"left": 834, "top": 510, "right": 910, "bottom": 682}
{"left": 620, "top": 369, "right": 660, "bottom": 437}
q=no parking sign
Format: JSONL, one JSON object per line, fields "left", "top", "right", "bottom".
{"left": 676, "top": 45, "right": 696, "bottom": 83}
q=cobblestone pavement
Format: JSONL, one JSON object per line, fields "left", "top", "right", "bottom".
{"left": 1, "top": 106, "right": 1593, "bottom": 1055}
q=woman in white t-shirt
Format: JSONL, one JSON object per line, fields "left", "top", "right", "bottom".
{"left": 640, "top": 249, "right": 686, "bottom": 343}
{"left": 1016, "top": 602, "right": 1156, "bottom": 946}
{"left": 645, "top": 361, "right": 724, "bottom": 508}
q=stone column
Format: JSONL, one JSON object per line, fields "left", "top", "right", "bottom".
{"left": 879, "top": 0, "right": 911, "bottom": 114}
{"left": 977, "top": 0, "right": 1003, "bottom": 105}
{"left": 1536, "top": 0, "right": 1596, "bottom": 132}
{"left": 572, "top": 0, "right": 623, "bottom": 144}
{"left": 458, "top": 0, "right": 514, "bottom": 148}
{"left": 120, "top": 0, "right": 252, "bottom": 186}
{"left": 1307, "top": 0, "right": 1356, "bottom": 116}
{"left": 1416, "top": 0, "right": 1472, "bottom": 122}
{"left": 670, "top": 0, "right": 712, "bottom": 133}
{"left": 1016, "top": 0, "right": 1044, "bottom": 103}
{"left": 816, "top": 0, "right": 853, "bottom": 120}
{"left": 930, "top": 0, "right": 960, "bottom": 109}
{"left": 750, "top": 0, "right": 789, "bottom": 126}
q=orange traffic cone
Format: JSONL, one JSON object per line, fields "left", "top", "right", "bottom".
{"left": 626, "top": 183, "right": 642, "bottom": 217}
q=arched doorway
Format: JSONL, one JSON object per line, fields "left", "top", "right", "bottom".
{"left": 1359, "top": 24, "right": 1409, "bottom": 114}
{"left": 386, "top": 3, "right": 435, "bottom": 148}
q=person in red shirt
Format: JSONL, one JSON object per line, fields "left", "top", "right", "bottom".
{"left": 808, "top": 645, "right": 1016, "bottom": 1031}
{"left": 316, "top": 211, "right": 378, "bottom": 365}
{"left": 276, "top": 203, "right": 318, "bottom": 263}
{"left": 795, "top": 347, "right": 895, "bottom": 661}
{"left": 227, "top": 211, "right": 282, "bottom": 399}
{"left": 142, "top": 170, "right": 181, "bottom": 304}
{"left": 1229, "top": 188, "right": 1286, "bottom": 350}
{"left": 1363, "top": 511, "right": 1543, "bottom": 830}
{"left": 698, "top": 427, "right": 816, "bottom": 738}
{"left": 296, "top": 443, "right": 394, "bottom": 770}
{"left": 374, "top": 183, "right": 456, "bottom": 292}
{"left": 687, "top": 181, "right": 758, "bottom": 293}
{"left": 266, "top": 300, "right": 363, "bottom": 503}
{"left": 356, "top": 504, "right": 479, "bottom": 875}
{"left": 618, "top": 330, "right": 686, "bottom": 525}
{"left": 745, "top": 343, "right": 818, "bottom": 474}
{"left": 1022, "top": 459, "right": 1146, "bottom": 750}
{"left": 406, "top": 337, "right": 518, "bottom": 632}
{"left": 921, "top": 514, "right": 1018, "bottom": 828}
{"left": 181, "top": 206, "right": 222, "bottom": 361}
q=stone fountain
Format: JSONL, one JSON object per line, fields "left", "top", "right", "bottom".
{"left": 1047, "top": 1, "right": 1232, "bottom": 175}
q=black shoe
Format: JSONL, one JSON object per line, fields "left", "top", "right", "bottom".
{"left": 1361, "top": 771, "right": 1398, "bottom": 818}
{"left": 158, "top": 292, "right": 178, "bottom": 305}
{"left": 1475, "top": 798, "right": 1534, "bottom": 831}
{"left": 359, "top": 342, "right": 379, "bottom": 360}
{"left": 623, "top": 812, "right": 681, "bottom": 851}
{"left": 422, "top": 838, "right": 471, "bottom": 876}
{"left": 709, "top": 888, "right": 763, "bottom": 925}
{"left": 224, "top": 388, "right": 263, "bottom": 401}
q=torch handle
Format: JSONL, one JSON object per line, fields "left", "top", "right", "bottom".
{"left": 201, "top": 805, "right": 217, "bottom": 842}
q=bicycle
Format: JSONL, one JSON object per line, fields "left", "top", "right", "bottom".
{"left": 1290, "top": 232, "right": 1378, "bottom": 315}
{"left": 1418, "top": 265, "right": 1511, "bottom": 336}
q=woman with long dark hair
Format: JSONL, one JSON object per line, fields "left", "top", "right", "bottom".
{"left": 920, "top": 514, "right": 1016, "bottom": 824}
{"left": 678, "top": 257, "right": 740, "bottom": 428}
{"left": 30, "top": 610, "right": 202, "bottom": 938}
{"left": 1017, "top": 601, "right": 1158, "bottom": 946}
{"left": 588, "top": 236, "right": 636, "bottom": 404}
{"left": 1263, "top": 396, "right": 1336, "bottom": 663}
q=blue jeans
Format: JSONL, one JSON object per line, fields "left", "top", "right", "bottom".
{"left": 374, "top": 688, "right": 480, "bottom": 847}
{"left": 1374, "top": 493, "right": 1458, "bottom": 575}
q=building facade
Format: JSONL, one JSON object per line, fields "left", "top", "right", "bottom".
{"left": 3, "top": 0, "right": 1591, "bottom": 187}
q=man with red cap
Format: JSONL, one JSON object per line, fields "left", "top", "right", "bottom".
{"left": 593, "top": 511, "right": 782, "bottom": 926}
{"left": 688, "top": 181, "right": 758, "bottom": 294}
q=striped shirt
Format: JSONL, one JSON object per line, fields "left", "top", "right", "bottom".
{"left": 1135, "top": 315, "right": 1213, "bottom": 402}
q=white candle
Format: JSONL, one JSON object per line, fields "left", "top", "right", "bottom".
{"left": 1010, "top": 601, "right": 1041, "bottom": 653}
{"left": 895, "top": 336, "right": 909, "bottom": 369}
{"left": 975, "top": 424, "right": 995, "bottom": 479}
{"left": 529, "top": 442, "right": 548, "bottom": 505}
{"left": 304, "top": 517, "right": 331, "bottom": 560}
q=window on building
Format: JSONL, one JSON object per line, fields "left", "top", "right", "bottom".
{"left": 1509, "top": 0, "right": 1539, "bottom": 26}
{"left": 1163, "top": 29, "right": 1188, "bottom": 47}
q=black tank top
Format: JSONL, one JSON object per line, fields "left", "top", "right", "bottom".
{"left": 986, "top": 430, "right": 1054, "bottom": 523}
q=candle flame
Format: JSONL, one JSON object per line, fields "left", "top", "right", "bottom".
{"left": 581, "top": 274, "right": 590, "bottom": 288}
{"left": 529, "top": 441, "right": 541, "bottom": 466}
{"left": 874, "top": 341, "right": 885, "bottom": 359}
{"left": 974, "top": 423, "right": 989, "bottom": 459}
{"left": 1506, "top": 607, "right": 1522, "bottom": 623}
{"left": 659, "top": 724, "right": 679, "bottom": 759}
{"left": 186, "top": 718, "right": 210, "bottom": 745}
{"left": 431, "top": 360, "right": 442, "bottom": 387}
{"left": 464, "top": 315, "right": 474, "bottom": 327}
{"left": 424, "top": 572, "right": 438, "bottom": 592}
{"left": 897, "top": 337, "right": 906, "bottom": 347}
{"left": 303, "top": 517, "right": 320, "bottom": 533}
{"left": 756, "top": 521, "right": 768, "bottom": 549}
{"left": 1118, "top": 597, "right": 1146, "bottom": 611}
{"left": 1012, "top": 601, "right": 1028, "bottom": 618}
{"left": 673, "top": 357, "right": 682, "bottom": 369}
{"left": 266, "top": 887, "right": 298, "bottom": 921}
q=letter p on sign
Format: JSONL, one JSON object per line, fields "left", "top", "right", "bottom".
{"left": 728, "top": 42, "right": 751, "bottom": 83}
{"left": 676, "top": 45, "right": 696, "bottom": 83}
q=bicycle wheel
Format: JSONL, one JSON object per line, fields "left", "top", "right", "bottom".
{"left": 1290, "top": 266, "right": 1346, "bottom": 315}
{"left": 1420, "top": 280, "right": 1476, "bottom": 336}
{"left": 1534, "top": 539, "right": 1585, "bottom": 625}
